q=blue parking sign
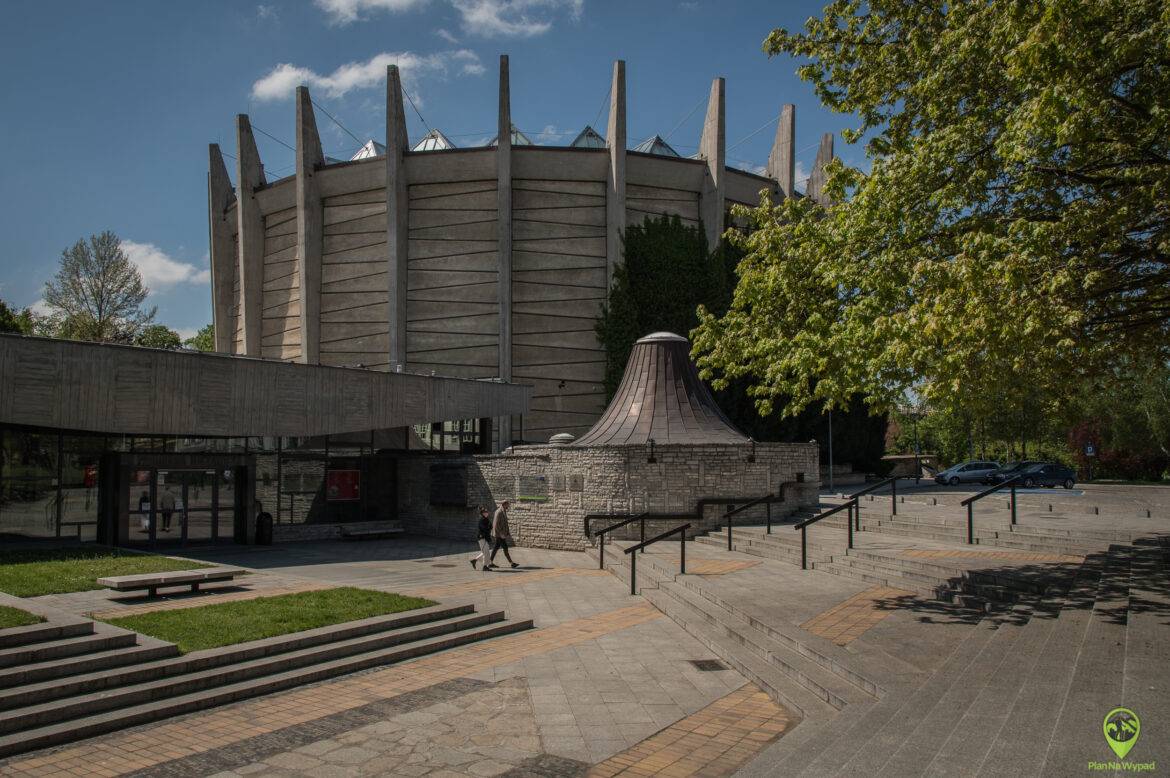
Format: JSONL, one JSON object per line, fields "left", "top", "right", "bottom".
{"left": 1085, "top": 444, "right": 1096, "bottom": 457}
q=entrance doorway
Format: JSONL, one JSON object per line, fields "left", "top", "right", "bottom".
{"left": 122, "top": 463, "right": 246, "bottom": 548}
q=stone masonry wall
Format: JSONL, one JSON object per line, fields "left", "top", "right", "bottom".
{"left": 398, "top": 442, "right": 819, "bottom": 551}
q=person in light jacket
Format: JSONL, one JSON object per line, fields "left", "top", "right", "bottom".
{"left": 489, "top": 500, "right": 519, "bottom": 569}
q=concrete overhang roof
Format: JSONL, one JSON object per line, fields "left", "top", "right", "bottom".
{"left": 0, "top": 335, "right": 530, "bottom": 438}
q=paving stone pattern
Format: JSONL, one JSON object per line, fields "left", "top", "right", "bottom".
{"left": 800, "top": 586, "right": 915, "bottom": 646}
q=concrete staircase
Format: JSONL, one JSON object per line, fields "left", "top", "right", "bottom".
{"left": 584, "top": 544, "right": 889, "bottom": 725}
{"left": 0, "top": 602, "right": 532, "bottom": 758}
{"left": 741, "top": 538, "right": 1168, "bottom": 776}
{"left": 695, "top": 527, "right": 1078, "bottom": 611}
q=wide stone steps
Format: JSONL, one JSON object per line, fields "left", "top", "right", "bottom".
{"left": 0, "top": 642, "right": 179, "bottom": 690}
{"left": 585, "top": 544, "right": 878, "bottom": 721}
{"left": 0, "top": 603, "right": 532, "bottom": 758}
{"left": 0, "top": 620, "right": 93, "bottom": 650}
{"left": 0, "top": 627, "right": 137, "bottom": 669}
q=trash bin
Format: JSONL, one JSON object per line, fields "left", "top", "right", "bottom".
{"left": 255, "top": 511, "right": 273, "bottom": 545}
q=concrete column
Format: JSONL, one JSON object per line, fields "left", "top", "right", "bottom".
{"left": 207, "top": 144, "right": 235, "bottom": 354}
{"left": 235, "top": 114, "right": 265, "bottom": 357}
{"left": 295, "top": 86, "right": 325, "bottom": 364}
{"left": 605, "top": 60, "right": 626, "bottom": 287}
{"left": 386, "top": 65, "right": 410, "bottom": 369}
{"left": 806, "top": 132, "right": 835, "bottom": 206}
{"left": 767, "top": 104, "right": 796, "bottom": 199}
{"left": 698, "top": 77, "right": 726, "bottom": 250}
{"left": 496, "top": 54, "right": 513, "bottom": 450}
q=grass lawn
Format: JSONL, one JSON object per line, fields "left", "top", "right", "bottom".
{"left": 0, "top": 548, "right": 213, "bottom": 598}
{"left": 0, "top": 605, "right": 44, "bottom": 630}
{"left": 102, "top": 587, "right": 436, "bottom": 653}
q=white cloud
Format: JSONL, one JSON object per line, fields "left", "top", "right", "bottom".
{"left": 256, "top": 4, "right": 278, "bottom": 20}
{"left": 794, "top": 160, "right": 809, "bottom": 193}
{"left": 251, "top": 49, "right": 484, "bottom": 102}
{"left": 122, "top": 241, "right": 210, "bottom": 292}
{"left": 450, "top": 0, "right": 581, "bottom": 38}
{"left": 30, "top": 299, "right": 53, "bottom": 317}
{"left": 435, "top": 27, "right": 459, "bottom": 43}
{"left": 175, "top": 327, "right": 201, "bottom": 341}
{"left": 315, "top": 0, "right": 428, "bottom": 25}
{"left": 315, "top": 0, "right": 580, "bottom": 37}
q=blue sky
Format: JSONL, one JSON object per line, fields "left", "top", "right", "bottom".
{"left": 0, "top": 0, "right": 853, "bottom": 338}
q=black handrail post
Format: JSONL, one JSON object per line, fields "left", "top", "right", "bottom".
{"left": 847, "top": 501, "right": 854, "bottom": 549}
{"left": 680, "top": 531, "right": 686, "bottom": 574}
{"left": 640, "top": 515, "right": 645, "bottom": 554}
{"left": 891, "top": 478, "right": 897, "bottom": 516}
{"left": 630, "top": 551, "right": 637, "bottom": 595}
{"left": 766, "top": 500, "right": 772, "bottom": 534}
{"left": 727, "top": 510, "right": 733, "bottom": 551}
{"left": 1010, "top": 484, "right": 1017, "bottom": 525}
{"left": 801, "top": 526, "right": 808, "bottom": 569}
{"left": 967, "top": 503, "right": 974, "bottom": 544}
{"left": 855, "top": 500, "right": 861, "bottom": 531}
{"left": 599, "top": 533, "right": 605, "bottom": 570}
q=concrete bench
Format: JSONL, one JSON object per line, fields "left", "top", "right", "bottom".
{"left": 96, "top": 568, "right": 243, "bottom": 598}
{"left": 339, "top": 526, "right": 404, "bottom": 541}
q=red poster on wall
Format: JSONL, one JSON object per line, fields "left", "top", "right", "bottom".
{"left": 83, "top": 464, "right": 98, "bottom": 488}
{"left": 326, "top": 470, "right": 360, "bottom": 501}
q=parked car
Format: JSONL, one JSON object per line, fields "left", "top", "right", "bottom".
{"left": 984, "top": 460, "right": 1044, "bottom": 484}
{"left": 934, "top": 460, "right": 1001, "bottom": 485}
{"left": 1015, "top": 462, "right": 1077, "bottom": 489}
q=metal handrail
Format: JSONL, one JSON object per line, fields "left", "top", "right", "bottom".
{"left": 589, "top": 512, "right": 649, "bottom": 570}
{"left": 724, "top": 493, "right": 774, "bottom": 550}
{"left": 793, "top": 499, "right": 858, "bottom": 569}
{"left": 848, "top": 475, "right": 910, "bottom": 521}
{"left": 623, "top": 523, "right": 691, "bottom": 595}
{"left": 959, "top": 475, "right": 1022, "bottom": 543}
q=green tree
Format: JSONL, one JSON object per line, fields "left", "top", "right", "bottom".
{"left": 0, "top": 300, "right": 34, "bottom": 335}
{"left": 42, "top": 231, "right": 155, "bottom": 343}
{"left": 136, "top": 324, "right": 182, "bottom": 350}
{"left": 183, "top": 323, "right": 215, "bottom": 352}
{"left": 694, "top": 0, "right": 1170, "bottom": 426}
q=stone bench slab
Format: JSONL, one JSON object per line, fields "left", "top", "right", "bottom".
{"left": 96, "top": 568, "right": 243, "bottom": 592}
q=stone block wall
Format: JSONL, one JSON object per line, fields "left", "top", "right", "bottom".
{"left": 397, "top": 442, "right": 819, "bottom": 550}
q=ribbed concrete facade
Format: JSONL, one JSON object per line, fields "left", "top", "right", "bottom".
{"left": 208, "top": 56, "right": 835, "bottom": 450}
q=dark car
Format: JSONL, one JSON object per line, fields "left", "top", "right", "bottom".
{"left": 1014, "top": 462, "right": 1077, "bottom": 489}
{"left": 984, "top": 460, "right": 1043, "bottom": 485}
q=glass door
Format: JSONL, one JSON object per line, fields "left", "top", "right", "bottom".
{"left": 127, "top": 469, "right": 156, "bottom": 544}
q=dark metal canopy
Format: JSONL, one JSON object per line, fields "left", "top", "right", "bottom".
{"left": 573, "top": 332, "right": 748, "bottom": 446}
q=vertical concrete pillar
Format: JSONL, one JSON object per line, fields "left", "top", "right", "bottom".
{"left": 806, "top": 132, "right": 835, "bottom": 206}
{"left": 235, "top": 115, "right": 265, "bottom": 357}
{"left": 207, "top": 144, "right": 236, "bottom": 354}
{"left": 386, "top": 65, "right": 410, "bottom": 369}
{"left": 496, "top": 55, "right": 514, "bottom": 450}
{"left": 698, "top": 77, "right": 726, "bottom": 250}
{"left": 767, "top": 104, "right": 796, "bottom": 199}
{"left": 605, "top": 60, "right": 626, "bottom": 287}
{"left": 295, "top": 86, "right": 325, "bottom": 364}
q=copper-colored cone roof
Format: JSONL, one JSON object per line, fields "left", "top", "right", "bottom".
{"left": 573, "top": 332, "right": 748, "bottom": 446}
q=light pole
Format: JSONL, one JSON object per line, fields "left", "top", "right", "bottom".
{"left": 827, "top": 408, "right": 834, "bottom": 494}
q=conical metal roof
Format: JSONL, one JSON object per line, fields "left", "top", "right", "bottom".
{"left": 632, "top": 134, "right": 680, "bottom": 157}
{"left": 570, "top": 125, "right": 606, "bottom": 148}
{"left": 573, "top": 332, "right": 748, "bottom": 446}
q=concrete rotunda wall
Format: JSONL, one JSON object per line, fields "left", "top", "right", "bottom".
{"left": 397, "top": 442, "right": 819, "bottom": 551}
{"left": 209, "top": 56, "right": 837, "bottom": 450}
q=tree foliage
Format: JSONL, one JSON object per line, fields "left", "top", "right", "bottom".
{"left": 43, "top": 231, "right": 155, "bottom": 343}
{"left": 694, "top": 0, "right": 1170, "bottom": 424}
{"left": 0, "top": 300, "right": 34, "bottom": 335}
{"left": 135, "top": 324, "right": 182, "bottom": 350}
{"left": 183, "top": 323, "right": 216, "bottom": 352}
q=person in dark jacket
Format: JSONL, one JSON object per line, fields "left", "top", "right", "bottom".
{"left": 470, "top": 505, "right": 492, "bottom": 570}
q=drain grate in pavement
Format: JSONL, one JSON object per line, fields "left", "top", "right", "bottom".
{"left": 688, "top": 659, "right": 727, "bottom": 672}
{"left": 431, "top": 563, "right": 456, "bottom": 568}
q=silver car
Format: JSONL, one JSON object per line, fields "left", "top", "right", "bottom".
{"left": 934, "top": 460, "right": 1001, "bottom": 485}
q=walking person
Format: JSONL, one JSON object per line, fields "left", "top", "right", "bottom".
{"left": 470, "top": 505, "right": 492, "bottom": 571}
{"left": 489, "top": 500, "right": 519, "bottom": 569}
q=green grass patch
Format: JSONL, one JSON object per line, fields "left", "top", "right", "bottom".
{"left": 0, "top": 605, "right": 44, "bottom": 630}
{"left": 0, "top": 548, "right": 213, "bottom": 598}
{"left": 102, "top": 587, "right": 435, "bottom": 653}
